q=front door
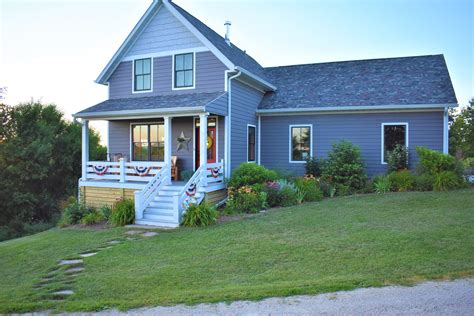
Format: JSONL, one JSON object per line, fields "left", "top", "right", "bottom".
{"left": 195, "top": 118, "right": 217, "bottom": 169}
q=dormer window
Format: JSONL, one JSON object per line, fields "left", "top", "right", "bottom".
{"left": 134, "top": 58, "right": 152, "bottom": 92}
{"left": 174, "top": 53, "right": 194, "bottom": 89}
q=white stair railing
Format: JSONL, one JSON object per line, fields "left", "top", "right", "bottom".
{"left": 173, "top": 165, "right": 206, "bottom": 224}
{"left": 134, "top": 164, "right": 170, "bottom": 220}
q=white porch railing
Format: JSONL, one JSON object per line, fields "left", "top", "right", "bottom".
{"left": 134, "top": 164, "right": 170, "bottom": 220}
{"left": 85, "top": 159, "right": 165, "bottom": 183}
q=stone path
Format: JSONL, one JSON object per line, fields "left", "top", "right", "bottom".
{"left": 32, "top": 228, "right": 159, "bottom": 302}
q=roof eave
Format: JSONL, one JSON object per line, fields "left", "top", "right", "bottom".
{"left": 256, "top": 103, "right": 458, "bottom": 115}
{"left": 235, "top": 66, "right": 277, "bottom": 91}
{"left": 73, "top": 106, "right": 206, "bottom": 120}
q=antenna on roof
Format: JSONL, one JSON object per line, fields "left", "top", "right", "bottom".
{"left": 224, "top": 20, "right": 231, "bottom": 46}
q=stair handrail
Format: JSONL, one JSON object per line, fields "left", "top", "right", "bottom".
{"left": 134, "top": 164, "right": 169, "bottom": 220}
{"left": 173, "top": 165, "right": 206, "bottom": 223}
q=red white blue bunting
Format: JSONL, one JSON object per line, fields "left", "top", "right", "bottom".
{"left": 134, "top": 166, "right": 151, "bottom": 177}
{"left": 208, "top": 166, "right": 221, "bottom": 178}
{"left": 93, "top": 165, "right": 109, "bottom": 176}
{"left": 186, "top": 182, "right": 197, "bottom": 197}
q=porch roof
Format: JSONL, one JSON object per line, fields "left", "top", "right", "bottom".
{"left": 73, "top": 91, "right": 227, "bottom": 119}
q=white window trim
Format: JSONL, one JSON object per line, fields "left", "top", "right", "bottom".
{"left": 129, "top": 121, "right": 164, "bottom": 162}
{"left": 289, "top": 124, "right": 313, "bottom": 163}
{"left": 247, "top": 124, "right": 257, "bottom": 163}
{"left": 381, "top": 122, "right": 409, "bottom": 165}
{"left": 172, "top": 52, "right": 196, "bottom": 91}
{"left": 132, "top": 57, "right": 153, "bottom": 94}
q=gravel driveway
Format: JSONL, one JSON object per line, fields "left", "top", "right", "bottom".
{"left": 62, "top": 278, "right": 473, "bottom": 315}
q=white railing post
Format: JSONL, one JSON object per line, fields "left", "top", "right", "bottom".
{"left": 220, "top": 159, "right": 224, "bottom": 181}
{"left": 134, "top": 191, "right": 143, "bottom": 220}
{"left": 173, "top": 194, "right": 180, "bottom": 224}
{"left": 81, "top": 119, "right": 89, "bottom": 181}
{"left": 199, "top": 113, "right": 208, "bottom": 187}
{"left": 119, "top": 158, "right": 126, "bottom": 183}
{"left": 164, "top": 116, "right": 172, "bottom": 184}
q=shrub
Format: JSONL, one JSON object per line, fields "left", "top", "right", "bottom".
{"left": 264, "top": 182, "right": 283, "bottom": 207}
{"left": 279, "top": 186, "right": 298, "bottom": 207}
{"left": 321, "top": 140, "right": 368, "bottom": 194}
{"left": 433, "top": 171, "right": 462, "bottom": 191}
{"left": 414, "top": 174, "right": 434, "bottom": 191}
{"left": 228, "top": 163, "right": 278, "bottom": 187}
{"left": 109, "top": 199, "right": 135, "bottom": 226}
{"left": 295, "top": 176, "right": 323, "bottom": 202}
{"left": 182, "top": 202, "right": 218, "bottom": 227}
{"left": 59, "top": 197, "right": 93, "bottom": 227}
{"left": 81, "top": 211, "right": 105, "bottom": 225}
{"left": 388, "top": 170, "right": 415, "bottom": 192}
{"left": 98, "top": 204, "right": 113, "bottom": 220}
{"left": 305, "top": 157, "right": 324, "bottom": 177}
{"left": 373, "top": 176, "right": 391, "bottom": 194}
{"left": 387, "top": 144, "right": 409, "bottom": 172}
{"left": 226, "top": 186, "right": 267, "bottom": 213}
{"left": 416, "top": 147, "right": 458, "bottom": 175}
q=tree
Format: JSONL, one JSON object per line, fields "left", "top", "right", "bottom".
{"left": 449, "top": 99, "right": 474, "bottom": 158}
{"left": 0, "top": 101, "right": 106, "bottom": 231}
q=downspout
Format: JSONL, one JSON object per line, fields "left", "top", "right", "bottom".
{"left": 443, "top": 106, "right": 449, "bottom": 154}
{"left": 226, "top": 70, "right": 242, "bottom": 178}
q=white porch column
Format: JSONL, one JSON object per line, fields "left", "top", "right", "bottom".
{"left": 81, "top": 119, "right": 89, "bottom": 181}
{"left": 164, "top": 116, "right": 172, "bottom": 183}
{"left": 199, "top": 113, "right": 208, "bottom": 186}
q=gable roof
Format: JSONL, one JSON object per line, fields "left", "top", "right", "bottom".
{"left": 74, "top": 91, "right": 226, "bottom": 119}
{"left": 96, "top": 0, "right": 270, "bottom": 87}
{"left": 258, "top": 55, "right": 457, "bottom": 112}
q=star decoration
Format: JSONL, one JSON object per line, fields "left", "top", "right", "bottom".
{"left": 176, "top": 131, "right": 191, "bottom": 152}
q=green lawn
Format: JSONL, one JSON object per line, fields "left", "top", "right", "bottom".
{"left": 1, "top": 189, "right": 473, "bottom": 313}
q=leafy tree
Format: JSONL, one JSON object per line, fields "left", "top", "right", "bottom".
{"left": 449, "top": 99, "right": 474, "bottom": 158}
{"left": 0, "top": 101, "right": 106, "bottom": 234}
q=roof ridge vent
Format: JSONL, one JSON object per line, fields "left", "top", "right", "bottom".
{"left": 224, "top": 20, "right": 231, "bottom": 46}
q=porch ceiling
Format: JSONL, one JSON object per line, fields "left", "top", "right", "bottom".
{"left": 73, "top": 91, "right": 227, "bottom": 119}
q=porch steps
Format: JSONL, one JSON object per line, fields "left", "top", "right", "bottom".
{"left": 136, "top": 184, "right": 185, "bottom": 228}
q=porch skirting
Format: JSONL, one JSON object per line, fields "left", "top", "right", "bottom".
{"left": 204, "top": 189, "right": 227, "bottom": 205}
{"left": 80, "top": 186, "right": 137, "bottom": 208}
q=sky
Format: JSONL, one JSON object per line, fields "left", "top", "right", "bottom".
{"left": 1, "top": 0, "right": 473, "bottom": 145}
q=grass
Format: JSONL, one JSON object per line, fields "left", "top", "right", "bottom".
{"left": 0, "top": 189, "right": 473, "bottom": 312}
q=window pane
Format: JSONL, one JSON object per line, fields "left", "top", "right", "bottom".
{"left": 175, "top": 55, "right": 184, "bottom": 71}
{"left": 133, "top": 126, "right": 140, "bottom": 142}
{"left": 150, "top": 124, "right": 158, "bottom": 142}
{"left": 143, "top": 74, "right": 151, "bottom": 90}
{"left": 291, "top": 126, "right": 311, "bottom": 161}
{"left": 384, "top": 125, "right": 406, "bottom": 162}
{"left": 143, "top": 58, "right": 151, "bottom": 74}
{"left": 140, "top": 125, "right": 148, "bottom": 143}
{"left": 248, "top": 126, "right": 256, "bottom": 161}
{"left": 141, "top": 143, "right": 149, "bottom": 160}
{"left": 136, "top": 76, "right": 144, "bottom": 91}
{"left": 135, "top": 60, "right": 143, "bottom": 75}
{"left": 150, "top": 142, "right": 164, "bottom": 161}
{"left": 184, "top": 70, "right": 193, "bottom": 86}
{"left": 184, "top": 53, "right": 193, "bottom": 70}
{"left": 133, "top": 143, "right": 141, "bottom": 160}
{"left": 158, "top": 124, "right": 164, "bottom": 142}
{"left": 176, "top": 71, "right": 185, "bottom": 87}
{"left": 208, "top": 118, "right": 216, "bottom": 127}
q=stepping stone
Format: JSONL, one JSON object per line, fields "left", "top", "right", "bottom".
{"left": 141, "top": 231, "right": 158, "bottom": 237}
{"left": 39, "top": 277, "right": 54, "bottom": 283}
{"left": 80, "top": 252, "right": 97, "bottom": 258}
{"left": 126, "top": 237, "right": 138, "bottom": 241}
{"left": 125, "top": 230, "right": 141, "bottom": 235}
{"left": 53, "top": 290, "right": 74, "bottom": 296}
{"left": 107, "top": 240, "right": 121, "bottom": 245}
{"left": 65, "top": 266, "right": 84, "bottom": 274}
{"left": 59, "top": 259, "right": 83, "bottom": 266}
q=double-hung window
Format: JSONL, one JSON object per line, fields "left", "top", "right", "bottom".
{"left": 382, "top": 123, "right": 408, "bottom": 164}
{"left": 247, "top": 125, "right": 256, "bottom": 162}
{"left": 132, "top": 123, "right": 164, "bottom": 161}
{"left": 134, "top": 58, "right": 152, "bottom": 92}
{"left": 290, "top": 125, "right": 312, "bottom": 162}
{"left": 174, "top": 53, "right": 194, "bottom": 88}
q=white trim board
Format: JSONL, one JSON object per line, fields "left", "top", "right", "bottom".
{"left": 380, "top": 122, "right": 409, "bottom": 165}
{"left": 73, "top": 107, "right": 206, "bottom": 120}
{"left": 289, "top": 124, "right": 313, "bottom": 163}
{"left": 193, "top": 115, "right": 219, "bottom": 171}
{"left": 123, "top": 46, "right": 209, "bottom": 62}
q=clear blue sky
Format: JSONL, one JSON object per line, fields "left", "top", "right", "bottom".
{"left": 1, "top": 0, "right": 473, "bottom": 142}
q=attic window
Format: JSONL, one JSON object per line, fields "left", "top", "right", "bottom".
{"left": 134, "top": 58, "right": 152, "bottom": 92}
{"left": 174, "top": 53, "right": 194, "bottom": 88}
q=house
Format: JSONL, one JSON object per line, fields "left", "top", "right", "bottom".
{"left": 73, "top": 0, "right": 457, "bottom": 227}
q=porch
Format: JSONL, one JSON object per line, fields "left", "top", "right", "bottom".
{"left": 78, "top": 113, "right": 227, "bottom": 227}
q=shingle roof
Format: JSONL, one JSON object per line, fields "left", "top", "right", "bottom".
{"left": 259, "top": 55, "right": 457, "bottom": 110}
{"left": 75, "top": 91, "right": 226, "bottom": 115}
{"left": 170, "top": 1, "right": 267, "bottom": 80}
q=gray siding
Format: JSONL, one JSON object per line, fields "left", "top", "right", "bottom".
{"left": 124, "top": 6, "right": 201, "bottom": 58}
{"left": 108, "top": 121, "right": 131, "bottom": 160}
{"left": 109, "top": 51, "right": 227, "bottom": 99}
{"left": 230, "top": 80, "right": 263, "bottom": 171}
{"left": 172, "top": 117, "right": 194, "bottom": 172}
{"left": 260, "top": 111, "right": 444, "bottom": 176}
{"left": 206, "top": 93, "right": 228, "bottom": 116}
